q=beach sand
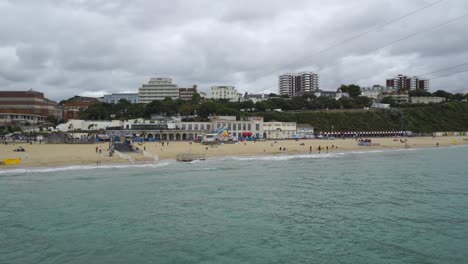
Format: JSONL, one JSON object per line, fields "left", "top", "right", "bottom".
{"left": 1, "top": 136, "right": 467, "bottom": 169}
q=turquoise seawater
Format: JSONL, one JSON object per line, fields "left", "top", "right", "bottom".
{"left": 1, "top": 147, "right": 467, "bottom": 264}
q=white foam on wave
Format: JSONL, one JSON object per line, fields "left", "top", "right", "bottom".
{"left": 0, "top": 161, "right": 174, "bottom": 176}
{"left": 211, "top": 152, "right": 346, "bottom": 162}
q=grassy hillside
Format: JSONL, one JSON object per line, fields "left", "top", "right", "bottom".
{"left": 259, "top": 102, "right": 468, "bottom": 133}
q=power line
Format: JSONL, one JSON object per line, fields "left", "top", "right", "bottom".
{"left": 261, "top": 1, "right": 444, "bottom": 79}
{"left": 418, "top": 62, "right": 468, "bottom": 77}
{"left": 303, "top": 0, "right": 445, "bottom": 59}
{"left": 322, "top": 13, "right": 468, "bottom": 74}
{"left": 362, "top": 14, "right": 468, "bottom": 57}
{"left": 430, "top": 69, "right": 468, "bottom": 80}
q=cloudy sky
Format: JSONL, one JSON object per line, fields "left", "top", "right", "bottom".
{"left": 1, "top": 0, "right": 467, "bottom": 100}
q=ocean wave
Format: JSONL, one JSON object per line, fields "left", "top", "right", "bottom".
{"left": 0, "top": 161, "right": 173, "bottom": 176}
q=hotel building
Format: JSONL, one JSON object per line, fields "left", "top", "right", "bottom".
{"left": 139, "top": 78, "right": 179, "bottom": 103}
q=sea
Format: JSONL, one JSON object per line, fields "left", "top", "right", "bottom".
{"left": 1, "top": 146, "right": 467, "bottom": 264}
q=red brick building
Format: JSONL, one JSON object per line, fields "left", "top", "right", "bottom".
{"left": 0, "top": 90, "right": 60, "bottom": 125}
{"left": 179, "top": 85, "right": 198, "bottom": 100}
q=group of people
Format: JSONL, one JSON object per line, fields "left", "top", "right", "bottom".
{"left": 309, "top": 144, "right": 338, "bottom": 154}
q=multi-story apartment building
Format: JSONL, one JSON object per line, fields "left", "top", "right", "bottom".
{"left": 279, "top": 72, "right": 319, "bottom": 97}
{"left": 103, "top": 93, "right": 139, "bottom": 104}
{"left": 0, "top": 90, "right": 60, "bottom": 125}
{"left": 386, "top": 74, "right": 429, "bottom": 92}
{"left": 179, "top": 85, "right": 198, "bottom": 101}
{"left": 138, "top": 78, "right": 179, "bottom": 103}
{"left": 211, "top": 86, "right": 241, "bottom": 102}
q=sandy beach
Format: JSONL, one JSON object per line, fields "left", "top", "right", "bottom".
{"left": 1, "top": 136, "right": 467, "bottom": 169}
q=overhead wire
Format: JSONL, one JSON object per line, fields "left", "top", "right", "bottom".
{"left": 418, "top": 62, "right": 468, "bottom": 77}
{"left": 302, "top": 0, "right": 445, "bottom": 60}
{"left": 430, "top": 69, "right": 468, "bottom": 80}
{"left": 319, "top": 13, "right": 468, "bottom": 75}
{"left": 260, "top": 0, "right": 445, "bottom": 78}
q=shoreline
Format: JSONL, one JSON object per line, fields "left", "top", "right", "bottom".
{"left": 1, "top": 136, "right": 467, "bottom": 172}
{"left": 1, "top": 144, "right": 466, "bottom": 175}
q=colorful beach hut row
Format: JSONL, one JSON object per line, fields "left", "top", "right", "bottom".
{"left": 318, "top": 131, "right": 411, "bottom": 138}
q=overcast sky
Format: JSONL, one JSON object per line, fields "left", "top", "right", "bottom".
{"left": 1, "top": 0, "right": 467, "bottom": 101}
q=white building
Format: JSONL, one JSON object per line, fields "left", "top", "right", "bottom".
{"left": 279, "top": 72, "right": 319, "bottom": 97}
{"left": 263, "top": 121, "right": 297, "bottom": 139}
{"left": 103, "top": 93, "right": 139, "bottom": 104}
{"left": 296, "top": 124, "right": 315, "bottom": 138}
{"left": 242, "top": 93, "right": 270, "bottom": 103}
{"left": 371, "top": 103, "right": 390, "bottom": 109}
{"left": 410, "top": 96, "right": 445, "bottom": 104}
{"left": 314, "top": 90, "right": 349, "bottom": 100}
{"left": 361, "top": 85, "right": 396, "bottom": 100}
{"left": 211, "top": 86, "right": 241, "bottom": 102}
{"left": 139, "top": 78, "right": 179, "bottom": 103}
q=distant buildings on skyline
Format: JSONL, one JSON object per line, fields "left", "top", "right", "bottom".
{"left": 0, "top": 72, "right": 440, "bottom": 126}
{"left": 279, "top": 72, "right": 319, "bottom": 97}
{"left": 386, "top": 74, "right": 429, "bottom": 92}
{"left": 103, "top": 93, "right": 139, "bottom": 104}
{"left": 138, "top": 78, "right": 180, "bottom": 103}
{"left": 211, "top": 86, "right": 241, "bottom": 102}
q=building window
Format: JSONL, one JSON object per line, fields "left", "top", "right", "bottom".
{"left": 256, "top": 124, "right": 260, "bottom": 131}
{"left": 207, "top": 124, "right": 211, "bottom": 131}
{"left": 248, "top": 124, "right": 251, "bottom": 131}
{"left": 194, "top": 124, "right": 199, "bottom": 130}
{"left": 201, "top": 124, "right": 205, "bottom": 130}
{"left": 238, "top": 124, "right": 242, "bottom": 130}
{"left": 243, "top": 124, "right": 246, "bottom": 130}
{"left": 182, "top": 124, "right": 186, "bottom": 130}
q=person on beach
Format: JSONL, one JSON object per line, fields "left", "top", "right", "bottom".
{"left": 162, "top": 142, "right": 165, "bottom": 147}
{"left": 279, "top": 147, "right": 282, "bottom": 151}
{"left": 326, "top": 146, "right": 329, "bottom": 152}
{"left": 95, "top": 146, "right": 98, "bottom": 153}
{"left": 318, "top": 145, "right": 321, "bottom": 153}
{"left": 309, "top": 146, "right": 312, "bottom": 154}
{"left": 99, "top": 146, "right": 102, "bottom": 154}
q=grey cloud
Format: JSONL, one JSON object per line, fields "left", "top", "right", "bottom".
{"left": 1, "top": 0, "right": 467, "bottom": 100}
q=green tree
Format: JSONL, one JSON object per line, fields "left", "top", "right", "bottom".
{"left": 409, "top": 89, "right": 432, "bottom": 97}
{"left": 432, "top": 90, "right": 453, "bottom": 100}
{"left": 380, "top": 96, "right": 397, "bottom": 107}
{"left": 355, "top": 96, "right": 373, "bottom": 108}
{"left": 339, "top": 84, "right": 361, "bottom": 98}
